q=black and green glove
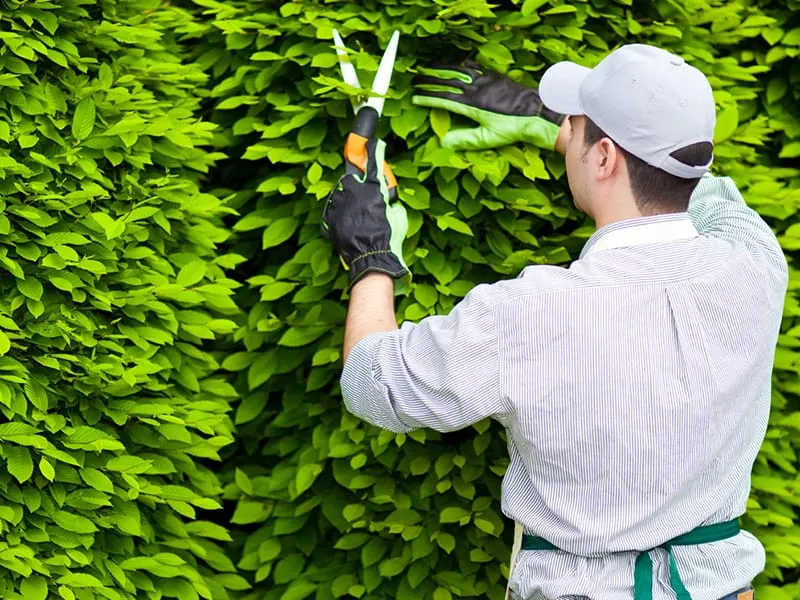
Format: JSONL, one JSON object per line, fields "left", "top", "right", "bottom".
{"left": 411, "top": 60, "right": 565, "bottom": 151}
{"left": 321, "top": 138, "right": 410, "bottom": 291}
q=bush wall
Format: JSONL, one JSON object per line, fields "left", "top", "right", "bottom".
{"left": 2, "top": 0, "right": 800, "bottom": 599}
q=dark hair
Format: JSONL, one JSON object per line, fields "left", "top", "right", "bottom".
{"left": 582, "top": 118, "right": 713, "bottom": 214}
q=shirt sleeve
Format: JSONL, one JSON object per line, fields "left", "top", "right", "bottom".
{"left": 688, "top": 174, "right": 785, "bottom": 268}
{"left": 340, "top": 282, "right": 507, "bottom": 433}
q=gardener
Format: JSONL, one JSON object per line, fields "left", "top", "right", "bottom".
{"left": 320, "top": 43, "right": 787, "bottom": 600}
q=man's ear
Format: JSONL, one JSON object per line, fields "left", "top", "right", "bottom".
{"left": 594, "top": 138, "right": 621, "bottom": 181}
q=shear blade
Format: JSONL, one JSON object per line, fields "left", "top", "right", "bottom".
{"left": 366, "top": 30, "right": 399, "bottom": 117}
{"left": 332, "top": 29, "right": 361, "bottom": 103}
{"left": 332, "top": 29, "right": 399, "bottom": 117}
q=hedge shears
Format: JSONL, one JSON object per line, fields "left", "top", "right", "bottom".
{"left": 332, "top": 29, "right": 399, "bottom": 198}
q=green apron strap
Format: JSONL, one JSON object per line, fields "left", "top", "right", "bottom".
{"left": 521, "top": 519, "right": 741, "bottom": 600}
{"left": 661, "top": 519, "right": 741, "bottom": 600}
{"left": 634, "top": 548, "right": 692, "bottom": 600}
{"left": 633, "top": 552, "right": 653, "bottom": 599}
{"left": 668, "top": 549, "right": 692, "bottom": 600}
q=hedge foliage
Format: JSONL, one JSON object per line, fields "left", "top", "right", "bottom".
{"left": 0, "top": 1, "right": 247, "bottom": 599}
{"left": 1, "top": 0, "right": 800, "bottom": 599}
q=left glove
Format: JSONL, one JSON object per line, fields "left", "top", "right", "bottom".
{"left": 321, "top": 138, "right": 410, "bottom": 290}
{"left": 411, "top": 60, "right": 565, "bottom": 151}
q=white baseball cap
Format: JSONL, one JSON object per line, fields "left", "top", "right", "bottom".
{"left": 539, "top": 44, "right": 716, "bottom": 179}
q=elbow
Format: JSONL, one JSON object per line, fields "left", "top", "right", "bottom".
{"left": 340, "top": 368, "right": 413, "bottom": 435}
{"left": 341, "top": 387, "right": 412, "bottom": 434}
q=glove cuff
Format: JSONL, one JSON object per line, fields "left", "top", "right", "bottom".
{"left": 348, "top": 251, "right": 409, "bottom": 289}
{"left": 520, "top": 116, "right": 563, "bottom": 150}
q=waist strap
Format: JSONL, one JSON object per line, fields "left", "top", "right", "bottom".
{"left": 521, "top": 519, "right": 740, "bottom": 600}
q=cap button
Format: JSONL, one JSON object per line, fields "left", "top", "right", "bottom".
{"left": 670, "top": 56, "right": 684, "bottom": 66}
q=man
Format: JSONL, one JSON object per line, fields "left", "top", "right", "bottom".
{"left": 320, "top": 44, "right": 787, "bottom": 600}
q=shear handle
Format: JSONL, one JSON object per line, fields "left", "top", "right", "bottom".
{"left": 344, "top": 107, "right": 399, "bottom": 197}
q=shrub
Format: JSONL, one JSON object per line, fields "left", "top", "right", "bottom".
{"left": 0, "top": 2, "right": 247, "bottom": 599}
{"left": 3, "top": 0, "right": 800, "bottom": 599}
{"left": 186, "top": 0, "right": 800, "bottom": 597}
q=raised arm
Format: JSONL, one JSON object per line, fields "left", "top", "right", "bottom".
{"left": 687, "top": 174, "right": 786, "bottom": 268}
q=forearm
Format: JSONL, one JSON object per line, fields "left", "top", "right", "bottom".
{"left": 343, "top": 273, "right": 398, "bottom": 364}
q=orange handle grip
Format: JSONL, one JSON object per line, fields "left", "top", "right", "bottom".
{"left": 344, "top": 132, "right": 398, "bottom": 190}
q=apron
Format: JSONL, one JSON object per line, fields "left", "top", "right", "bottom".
{"left": 505, "top": 217, "right": 716, "bottom": 600}
{"left": 516, "top": 519, "right": 740, "bottom": 600}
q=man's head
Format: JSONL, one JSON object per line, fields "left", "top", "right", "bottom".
{"left": 540, "top": 44, "right": 716, "bottom": 223}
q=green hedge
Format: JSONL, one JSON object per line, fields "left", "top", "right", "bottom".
{"left": 2, "top": 0, "right": 800, "bottom": 599}
{"left": 0, "top": 2, "right": 247, "bottom": 599}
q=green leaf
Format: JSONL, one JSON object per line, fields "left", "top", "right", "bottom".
{"left": 308, "top": 163, "right": 322, "bottom": 184}
{"left": 478, "top": 41, "right": 514, "bottom": 66}
{"left": 436, "top": 533, "right": 456, "bottom": 553}
{"left": 433, "top": 588, "right": 452, "bottom": 600}
{"left": 414, "top": 284, "right": 438, "bottom": 308}
{"left": 231, "top": 499, "right": 269, "bottom": 525}
{"left": 39, "top": 457, "right": 55, "bottom": 481}
{"left": 435, "top": 214, "right": 473, "bottom": 236}
{"left": 21, "top": 576, "right": 48, "bottom": 600}
{"left": 714, "top": 103, "right": 738, "bottom": 143}
{"left": 391, "top": 106, "right": 428, "bottom": 138}
{"left": 72, "top": 98, "right": 96, "bottom": 140}
{"left": 57, "top": 573, "right": 103, "bottom": 588}
{"left": 278, "top": 326, "right": 329, "bottom": 347}
{"left": 260, "top": 281, "right": 297, "bottom": 301}
{"left": 474, "top": 518, "right": 496, "bottom": 534}
{"left": 177, "top": 260, "right": 207, "bottom": 287}
{"left": 783, "top": 27, "right": 800, "bottom": 45}
{"left": 430, "top": 109, "right": 451, "bottom": 139}
{"left": 222, "top": 352, "right": 254, "bottom": 371}
{"left": 334, "top": 533, "right": 370, "bottom": 550}
{"left": 186, "top": 521, "right": 233, "bottom": 542}
{"left": 297, "top": 122, "right": 327, "bottom": 149}
{"left": 17, "top": 277, "right": 44, "bottom": 301}
{"left": 105, "top": 455, "right": 152, "bottom": 473}
{"left": 262, "top": 217, "right": 299, "bottom": 249}
{"left": 247, "top": 351, "right": 276, "bottom": 391}
{"left": 440, "top": 506, "right": 470, "bottom": 523}
{"left": 235, "top": 393, "right": 268, "bottom": 425}
{"left": 274, "top": 554, "right": 305, "bottom": 584}
{"left": 0, "top": 330, "right": 10, "bottom": 356}
{"left": 779, "top": 142, "right": 800, "bottom": 159}
{"left": 54, "top": 510, "right": 97, "bottom": 533}
{"left": 235, "top": 468, "right": 254, "bottom": 495}
{"left": 258, "top": 539, "right": 282, "bottom": 563}
{"left": 521, "top": 0, "right": 548, "bottom": 15}
{"left": 5, "top": 445, "right": 34, "bottom": 483}
{"left": 280, "top": 581, "right": 317, "bottom": 600}
{"left": 295, "top": 464, "right": 322, "bottom": 495}
{"left": 379, "top": 556, "right": 407, "bottom": 577}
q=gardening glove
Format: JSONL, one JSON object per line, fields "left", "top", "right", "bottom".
{"left": 321, "top": 137, "right": 410, "bottom": 291}
{"left": 411, "top": 60, "right": 565, "bottom": 151}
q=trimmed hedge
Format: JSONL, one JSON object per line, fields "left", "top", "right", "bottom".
{"left": 186, "top": 0, "right": 800, "bottom": 598}
{"left": 2, "top": 0, "right": 800, "bottom": 599}
{"left": 0, "top": 2, "right": 246, "bottom": 599}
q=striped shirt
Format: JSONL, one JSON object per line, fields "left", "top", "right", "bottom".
{"left": 340, "top": 175, "right": 788, "bottom": 600}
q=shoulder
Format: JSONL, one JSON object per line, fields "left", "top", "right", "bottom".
{"left": 472, "top": 264, "right": 594, "bottom": 307}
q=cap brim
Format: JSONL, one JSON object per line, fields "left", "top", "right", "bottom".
{"left": 539, "top": 61, "right": 591, "bottom": 116}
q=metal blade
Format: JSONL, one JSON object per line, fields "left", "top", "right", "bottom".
{"left": 332, "top": 29, "right": 362, "bottom": 112}
{"left": 366, "top": 30, "right": 399, "bottom": 116}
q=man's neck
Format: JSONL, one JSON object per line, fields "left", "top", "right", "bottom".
{"left": 592, "top": 206, "right": 644, "bottom": 229}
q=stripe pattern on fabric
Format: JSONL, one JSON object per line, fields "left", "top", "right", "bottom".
{"left": 341, "top": 175, "right": 787, "bottom": 600}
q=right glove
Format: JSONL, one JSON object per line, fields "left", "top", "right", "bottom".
{"left": 320, "top": 138, "right": 410, "bottom": 291}
{"left": 411, "top": 60, "right": 565, "bottom": 151}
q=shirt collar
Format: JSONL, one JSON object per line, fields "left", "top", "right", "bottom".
{"left": 580, "top": 213, "right": 699, "bottom": 259}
